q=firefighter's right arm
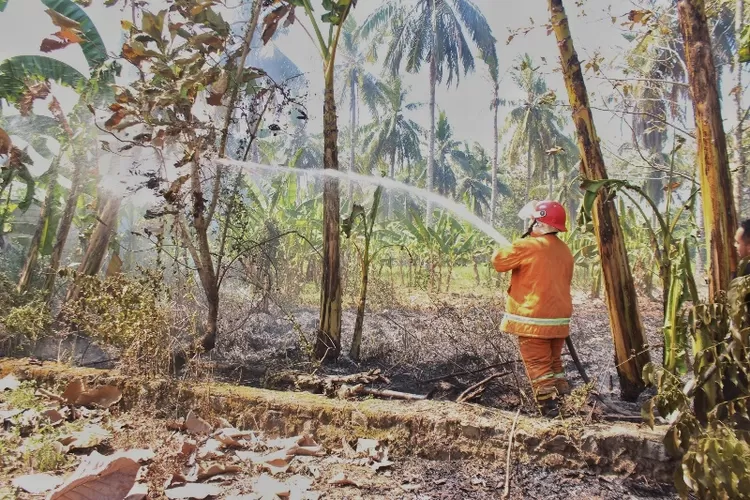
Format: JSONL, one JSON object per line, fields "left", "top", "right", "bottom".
{"left": 491, "top": 240, "right": 529, "bottom": 272}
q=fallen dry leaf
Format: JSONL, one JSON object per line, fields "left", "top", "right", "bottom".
{"left": 328, "top": 472, "right": 359, "bottom": 487}
{"left": 0, "top": 408, "right": 23, "bottom": 422}
{"left": 215, "top": 428, "right": 255, "bottom": 448}
{"left": 400, "top": 483, "right": 422, "bottom": 492}
{"left": 164, "top": 483, "right": 223, "bottom": 499}
{"left": 371, "top": 458, "right": 394, "bottom": 472}
{"left": 124, "top": 482, "right": 148, "bottom": 500}
{"left": 355, "top": 438, "right": 379, "bottom": 456}
{"left": 341, "top": 438, "right": 357, "bottom": 459}
{"left": 49, "top": 449, "right": 152, "bottom": 500}
{"left": 197, "top": 463, "right": 240, "bottom": 481}
{"left": 42, "top": 408, "right": 66, "bottom": 425}
{"left": 181, "top": 438, "right": 198, "bottom": 456}
{"left": 76, "top": 385, "right": 122, "bottom": 409}
{"left": 0, "top": 374, "right": 20, "bottom": 391}
{"left": 61, "top": 378, "right": 84, "bottom": 405}
{"left": 197, "top": 439, "right": 224, "bottom": 460}
{"left": 235, "top": 449, "right": 290, "bottom": 475}
{"left": 216, "top": 417, "right": 233, "bottom": 428}
{"left": 253, "top": 473, "right": 290, "bottom": 497}
{"left": 185, "top": 410, "right": 213, "bottom": 435}
{"left": 58, "top": 424, "right": 112, "bottom": 452}
{"left": 286, "top": 474, "right": 314, "bottom": 498}
{"left": 11, "top": 473, "right": 63, "bottom": 494}
{"left": 167, "top": 419, "right": 187, "bottom": 431}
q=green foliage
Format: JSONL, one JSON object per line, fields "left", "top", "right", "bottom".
{"left": 3, "top": 300, "right": 53, "bottom": 344}
{"left": 740, "top": 24, "right": 750, "bottom": 63}
{"left": 3, "top": 380, "right": 45, "bottom": 412}
{"left": 60, "top": 269, "right": 176, "bottom": 375}
{"left": 642, "top": 274, "right": 750, "bottom": 499}
{"left": 580, "top": 176, "right": 699, "bottom": 374}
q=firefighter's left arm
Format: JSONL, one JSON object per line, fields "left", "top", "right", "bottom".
{"left": 491, "top": 240, "right": 529, "bottom": 272}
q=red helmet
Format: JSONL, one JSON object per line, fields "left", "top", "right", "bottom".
{"left": 533, "top": 200, "right": 567, "bottom": 232}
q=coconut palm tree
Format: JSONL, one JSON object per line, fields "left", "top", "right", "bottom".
{"left": 336, "top": 16, "right": 387, "bottom": 185}
{"left": 359, "top": 77, "right": 423, "bottom": 215}
{"left": 480, "top": 45, "right": 502, "bottom": 223}
{"left": 455, "top": 142, "right": 510, "bottom": 217}
{"left": 501, "top": 54, "right": 576, "bottom": 201}
{"left": 360, "top": 0, "right": 496, "bottom": 226}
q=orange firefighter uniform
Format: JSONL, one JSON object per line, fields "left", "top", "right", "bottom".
{"left": 492, "top": 205, "right": 574, "bottom": 404}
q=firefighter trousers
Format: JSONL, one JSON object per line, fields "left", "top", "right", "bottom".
{"left": 518, "top": 337, "right": 569, "bottom": 400}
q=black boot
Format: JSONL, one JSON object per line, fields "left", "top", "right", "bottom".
{"left": 539, "top": 397, "right": 560, "bottom": 418}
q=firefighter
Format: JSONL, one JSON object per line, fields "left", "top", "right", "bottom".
{"left": 491, "top": 200, "right": 574, "bottom": 417}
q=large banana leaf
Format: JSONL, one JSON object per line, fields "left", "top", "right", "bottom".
{"left": 0, "top": 56, "right": 87, "bottom": 102}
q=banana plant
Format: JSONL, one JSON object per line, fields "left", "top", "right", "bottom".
{"left": 580, "top": 176, "right": 699, "bottom": 374}
{"left": 343, "top": 186, "right": 382, "bottom": 362}
{"left": 0, "top": 0, "right": 117, "bottom": 295}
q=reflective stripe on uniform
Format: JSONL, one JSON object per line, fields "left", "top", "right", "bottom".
{"left": 503, "top": 312, "right": 570, "bottom": 326}
{"left": 531, "top": 373, "right": 555, "bottom": 383}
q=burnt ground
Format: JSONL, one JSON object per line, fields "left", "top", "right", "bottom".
{"left": 8, "top": 289, "right": 680, "bottom": 498}
{"left": 211, "top": 290, "right": 666, "bottom": 419}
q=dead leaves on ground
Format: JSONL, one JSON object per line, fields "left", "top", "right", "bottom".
{"left": 49, "top": 449, "right": 153, "bottom": 500}
{"left": 2, "top": 376, "right": 395, "bottom": 499}
{"left": 46, "top": 377, "right": 123, "bottom": 409}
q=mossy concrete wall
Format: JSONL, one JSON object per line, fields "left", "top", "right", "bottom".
{"left": 0, "top": 358, "right": 675, "bottom": 482}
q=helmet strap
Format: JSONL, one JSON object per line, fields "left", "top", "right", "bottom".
{"left": 521, "top": 220, "right": 537, "bottom": 239}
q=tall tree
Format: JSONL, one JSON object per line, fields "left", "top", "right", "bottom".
{"left": 481, "top": 47, "right": 501, "bottom": 224}
{"left": 548, "top": 0, "right": 651, "bottom": 401}
{"left": 678, "top": 0, "right": 738, "bottom": 297}
{"left": 359, "top": 77, "right": 423, "bottom": 215}
{"left": 267, "top": 0, "right": 358, "bottom": 362}
{"left": 501, "top": 54, "right": 576, "bottom": 202}
{"left": 433, "top": 111, "right": 462, "bottom": 197}
{"left": 455, "top": 142, "right": 510, "bottom": 217}
{"left": 361, "top": 0, "right": 496, "bottom": 226}
{"left": 336, "top": 16, "right": 385, "bottom": 192}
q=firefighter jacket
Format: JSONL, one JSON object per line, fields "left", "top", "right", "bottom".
{"left": 491, "top": 234, "right": 574, "bottom": 339}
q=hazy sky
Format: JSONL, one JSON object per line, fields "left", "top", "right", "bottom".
{"left": 0, "top": 0, "right": 741, "bottom": 186}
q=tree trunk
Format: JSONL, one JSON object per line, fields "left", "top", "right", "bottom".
{"left": 350, "top": 251, "right": 369, "bottom": 362}
{"left": 426, "top": 0, "right": 437, "bottom": 227}
{"left": 490, "top": 83, "right": 499, "bottom": 224}
{"left": 734, "top": 0, "right": 746, "bottom": 218}
{"left": 349, "top": 69, "right": 356, "bottom": 200}
{"left": 18, "top": 154, "right": 60, "bottom": 294}
{"left": 190, "top": 151, "right": 220, "bottom": 353}
{"left": 315, "top": 73, "right": 343, "bottom": 363}
{"left": 549, "top": 0, "right": 650, "bottom": 401}
{"left": 63, "top": 196, "right": 121, "bottom": 303}
{"left": 678, "top": 0, "right": 739, "bottom": 299}
{"left": 388, "top": 149, "right": 396, "bottom": 218}
{"left": 43, "top": 155, "right": 85, "bottom": 300}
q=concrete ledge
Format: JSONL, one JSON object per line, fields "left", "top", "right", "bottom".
{"left": 0, "top": 358, "right": 675, "bottom": 482}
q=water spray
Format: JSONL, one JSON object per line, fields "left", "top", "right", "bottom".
{"left": 215, "top": 158, "right": 512, "bottom": 247}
